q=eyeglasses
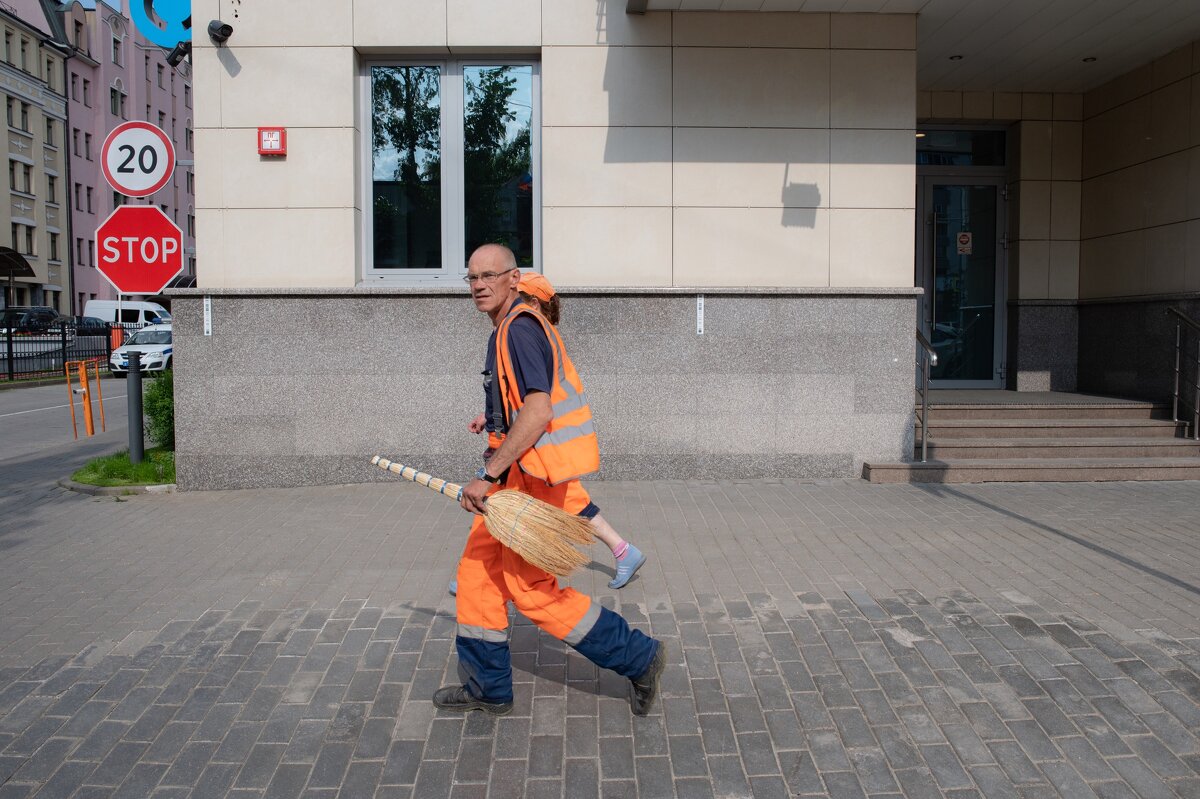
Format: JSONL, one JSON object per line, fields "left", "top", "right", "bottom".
{"left": 462, "top": 267, "right": 516, "bottom": 284}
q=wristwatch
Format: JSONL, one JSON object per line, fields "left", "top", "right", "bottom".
{"left": 475, "top": 466, "right": 501, "bottom": 484}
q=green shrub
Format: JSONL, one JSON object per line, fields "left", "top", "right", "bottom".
{"left": 144, "top": 369, "right": 175, "bottom": 450}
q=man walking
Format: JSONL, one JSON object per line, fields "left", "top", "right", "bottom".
{"left": 433, "top": 243, "right": 665, "bottom": 717}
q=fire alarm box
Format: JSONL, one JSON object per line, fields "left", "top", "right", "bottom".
{"left": 258, "top": 127, "right": 286, "bottom": 156}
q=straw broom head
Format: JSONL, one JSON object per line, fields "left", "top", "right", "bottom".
{"left": 483, "top": 489, "right": 593, "bottom": 576}
{"left": 371, "top": 457, "right": 594, "bottom": 577}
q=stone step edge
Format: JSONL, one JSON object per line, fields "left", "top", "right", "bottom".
{"left": 919, "top": 418, "right": 1180, "bottom": 428}
{"left": 916, "top": 437, "right": 1200, "bottom": 449}
{"left": 865, "top": 457, "right": 1200, "bottom": 470}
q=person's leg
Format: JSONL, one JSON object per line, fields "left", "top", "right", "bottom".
{"left": 500, "top": 474, "right": 664, "bottom": 714}
{"left": 436, "top": 514, "right": 514, "bottom": 713}
{"left": 563, "top": 483, "right": 646, "bottom": 590}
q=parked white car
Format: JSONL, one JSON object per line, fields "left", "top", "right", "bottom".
{"left": 110, "top": 324, "right": 173, "bottom": 377}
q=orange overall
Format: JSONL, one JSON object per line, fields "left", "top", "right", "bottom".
{"left": 455, "top": 302, "right": 657, "bottom": 703}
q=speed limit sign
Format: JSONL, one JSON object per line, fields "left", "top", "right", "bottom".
{"left": 101, "top": 121, "right": 175, "bottom": 198}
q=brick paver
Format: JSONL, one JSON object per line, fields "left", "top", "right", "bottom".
{"left": 0, "top": 478, "right": 1198, "bottom": 797}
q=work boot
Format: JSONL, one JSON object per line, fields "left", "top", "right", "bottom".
{"left": 608, "top": 544, "right": 646, "bottom": 589}
{"left": 432, "top": 685, "right": 513, "bottom": 716}
{"left": 629, "top": 641, "right": 666, "bottom": 716}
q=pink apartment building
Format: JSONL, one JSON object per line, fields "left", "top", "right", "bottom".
{"left": 8, "top": 0, "right": 193, "bottom": 315}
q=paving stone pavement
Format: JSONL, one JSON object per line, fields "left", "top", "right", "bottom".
{"left": 0, "top": 478, "right": 1199, "bottom": 798}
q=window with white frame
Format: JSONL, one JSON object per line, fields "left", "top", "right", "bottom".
{"left": 366, "top": 60, "right": 537, "bottom": 279}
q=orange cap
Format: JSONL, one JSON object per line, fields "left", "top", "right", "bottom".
{"left": 518, "top": 272, "right": 556, "bottom": 303}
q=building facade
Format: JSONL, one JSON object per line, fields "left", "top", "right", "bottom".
{"left": 174, "top": 1, "right": 1200, "bottom": 490}
{"left": 0, "top": 2, "right": 68, "bottom": 313}
{"left": 1, "top": 0, "right": 195, "bottom": 316}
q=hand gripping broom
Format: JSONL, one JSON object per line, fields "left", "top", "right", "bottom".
{"left": 371, "top": 456, "right": 593, "bottom": 577}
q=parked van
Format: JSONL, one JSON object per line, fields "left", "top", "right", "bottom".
{"left": 82, "top": 300, "right": 171, "bottom": 327}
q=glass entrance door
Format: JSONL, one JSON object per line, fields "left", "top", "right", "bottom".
{"left": 917, "top": 178, "right": 1006, "bottom": 388}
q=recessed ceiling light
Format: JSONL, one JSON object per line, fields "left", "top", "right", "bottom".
{"left": 1082, "top": 56, "right": 1097, "bottom": 63}
{"left": 949, "top": 55, "right": 964, "bottom": 61}
{"left": 915, "top": 132, "right": 927, "bottom": 138}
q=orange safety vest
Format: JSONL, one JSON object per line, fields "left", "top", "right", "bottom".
{"left": 494, "top": 302, "right": 601, "bottom": 486}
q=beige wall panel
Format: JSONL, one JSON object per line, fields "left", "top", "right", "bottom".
{"left": 1052, "top": 94, "right": 1083, "bottom": 121}
{"left": 673, "top": 11, "right": 829, "bottom": 48}
{"left": 195, "top": 208, "right": 225, "bottom": 287}
{"left": 1079, "top": 231, "right": 1146, "bottom": 299}
{"left": 193, "top": 129, "right": 223, "bottom": 210}
{"left": 1019, "top": 121, "right": 1052, "bottom": 180}
{"left": 541, "top": 0, "right": 671, "bottom": 46}
{"left": 1145, "top": 151, "right": 1191, "bottom": 228}
{"left": 209, "top": 128, "right": 356, "bottom": 210}
{"left": 829, "top": 130, "right": 914, "bottom": 209}
{"left": 1047, "top": 241, "right": 1080, "bottom": 300}
{"left": 828, "top": 208, "right": 913, "bottom": 288}
{"left": 1016, "top": 241, "right": 1049, "bottom": 300}
{"left": 1021, "top": 93, "right": 1053, "bottom": 121}
{"left": 674, "top": 48, "right": 830, "bottom": 128}
{"left": 961, "top": 92, "right": 992, "bottom": 120}
{"left": 1188, "top": 219, "right": 1200, "bottom": 291}
{"left": 915, "top": 91, "right": 931, "bottom": 119}
{"left": 543, "top": 207, "right": 671, "bottom": 286}
{"left": 1084, "top": 62, "right": 1152, "bottom": 119}
{"left": 199, "top": 0, "right": 351, "bottom": 46}
{"left": 1193, "top": 75, "right": 1200, "bottom": 147}
{"left": 1152, "top": 43, "right": 1193, "bottom": 90}
{"left": 1189, "top": 146, "right": 1200, "bottom": 218}
{"left": 1082, "top": 96, "right": 1151, "bottom": 179}
{"left": 1146, "top": 223, "right": 1188, "bottom": 294}
{"left": 193, "top": 48, "right": 223, "bottom": 129}
{"left": 220, "top": 47, "right": 355, "bottom": 128}
{"left": 673, "top": 128, "right": 829, "bottom": 208}
{"left": 993, "top": 92, "right": 1022, "bottom": 120}
{"left": 542, "top": 126, "right": 672, "bottom": 207}
{"left": 353, "top": 0, "right": 446, "bottom": 48}
{"left": 674, "top": 208, "right": 830, "bottom": 287}
{"left": 1017, "top": 181, "right": 1051, "bottom": 241}
{"left": 830, "top": 14, "right": 915, "bottom": 49}
{"left": 220, "top": 208, "right": 358, "bottom": 288}
{"left": 1149, "top": 81, "right": 1191, "bottom": 160}
{"left": 1081, "top": 166, "right": 1146, "bottom": 239}
{"left": 447, "top": 0, "right": 541, "bottom": 48}
{"left": 929, "top": 91, "right": 961, "bottom": 119}
{"left": 1050, "top": 121, "right": 1082, "bottom": 181}
{"left": 831, "top": 50, "right": 915, "bottom": 129}
{"left": 543, "top": 46, "right": 672, "bottom": 127}
{"left": 1049, "top": 181, "right": 1080, "bottom": 241}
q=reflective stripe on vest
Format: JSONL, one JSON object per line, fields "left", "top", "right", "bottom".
{"left": 496, "top": 303, "right": 601, "bottom": 485}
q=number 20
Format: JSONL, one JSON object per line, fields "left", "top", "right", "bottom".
{"left": 116, "top": 144, "right": 158, "bottom": 174}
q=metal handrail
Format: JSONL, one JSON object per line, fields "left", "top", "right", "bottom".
{"left": 1168, "top": 307, "right": 1200, "bottom": 440}
{"left": 916, "top": 329, "right": 938, "bottom": 462}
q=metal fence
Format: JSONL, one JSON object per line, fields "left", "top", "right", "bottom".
{"left": 1, "top": 322, "right": 143, "bottom": 382}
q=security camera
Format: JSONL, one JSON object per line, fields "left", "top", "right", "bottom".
{"left": 165, "top": 41, "right": 191, "bottom": 68}
{"left": 207, "top": 20, "right": 233, "bottom": 44}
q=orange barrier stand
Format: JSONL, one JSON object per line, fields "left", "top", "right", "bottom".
{"left": 65, "top": 358, "right": 107, "bottom": 439}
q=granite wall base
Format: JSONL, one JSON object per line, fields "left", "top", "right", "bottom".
{"left": 1006, "top": 301, "right": 1078, "bottom": 392}
{"left": 170, "top": 291, "right": 918, "bottom": 490}
{"left": 1078, "top": 295, "right": 1200, "bottom": 404}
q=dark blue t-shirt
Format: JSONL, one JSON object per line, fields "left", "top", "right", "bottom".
{"left": 484, "top": 313, "right": 553, "bottom": 432}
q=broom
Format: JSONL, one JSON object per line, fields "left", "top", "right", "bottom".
{"left": 371, "top": 456, "right": 593, "bottom": 577}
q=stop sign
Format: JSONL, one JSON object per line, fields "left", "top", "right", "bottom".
{"left": 96, "top": 206, "right": 184, "bottom": 295}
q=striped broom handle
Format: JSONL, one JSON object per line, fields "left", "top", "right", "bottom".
{"left": 371, "top": 456, "right": 465, "bottom": 501}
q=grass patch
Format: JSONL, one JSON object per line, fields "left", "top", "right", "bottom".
{"left": 71, "top": 447, "right": 175, "bottom": 487}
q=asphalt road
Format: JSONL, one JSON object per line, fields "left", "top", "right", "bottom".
{"left": 0, "top": 379, "right": 130, "bottom": 511}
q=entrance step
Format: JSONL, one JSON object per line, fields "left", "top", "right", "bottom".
{"left": 926, "top": 402, "right": 1169, "bottom": 421}
{"left": 917, "top": 437, "right": 1200, "bottom": 460}
{"left": 923, "top": 418, "right": 1182, "bottom": 439}
{"left": 864, "top": 457, "right": 1200, "bottom": 484}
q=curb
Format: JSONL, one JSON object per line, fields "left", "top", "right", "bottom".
{"left": 58, "top": 478, "right": 176, "bottom": 496}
